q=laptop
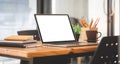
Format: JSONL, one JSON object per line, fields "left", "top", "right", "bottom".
{"left": 34, "top": 14, "right": 97, "bottom": 47}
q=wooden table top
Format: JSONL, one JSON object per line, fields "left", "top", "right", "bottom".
{"left": 0, "top": 46, "right": 71, "bottom": 58}
{"left": 0, "top": 41, "right": 98, "bottom": 58}
{"left": 70, "top": 45, "right": 97, "bottom": 54}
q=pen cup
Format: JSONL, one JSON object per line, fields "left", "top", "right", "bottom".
{"left": 78, "top": 27, "right": 89, "bottom": 42}
{"left": 86, "top": 30, "right": 102, "bottom": 42}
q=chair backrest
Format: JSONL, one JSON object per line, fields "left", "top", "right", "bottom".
{"left": 89, "top": 36, "right": 120, "bottom": 64}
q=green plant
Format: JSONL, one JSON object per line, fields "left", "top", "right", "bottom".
{"left": 72, "top": 24, "right": 81, "bottom": 34}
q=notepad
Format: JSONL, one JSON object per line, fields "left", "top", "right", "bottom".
{"left": 4, "top": 35, "right": 33, "bottom": 41}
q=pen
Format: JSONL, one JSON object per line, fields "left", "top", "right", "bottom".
{"left": 89, "top": 18, "right": 93, "bottom": 29}
{"left": 92, "top": 18, "right": 100, "bottom": 28}
{"left": 94, "top": 18, "right": 100, "bottom": 28}
{"left": 79, "top": 18, "right": 88, "bottom": 28}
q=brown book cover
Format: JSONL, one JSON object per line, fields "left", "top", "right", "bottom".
{"left": 4, "top": 35, "right": 33, "bottom": 41}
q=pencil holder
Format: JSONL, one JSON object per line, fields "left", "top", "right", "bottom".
{"left": 79, "top": 27, "right": 89, "bottom": 42}
{"left": 86, "top": 30, "right": 102, "bottom": 42}
{"left": 79, "top": 27, "right": 98, "bottom": 42}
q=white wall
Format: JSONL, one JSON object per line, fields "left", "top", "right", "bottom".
{"left": 88, "top": 0, "right": 107, "bottom": 40}
{"left": 114, "top": 0, "right": 120, "bottom": 35}
{"left": 73, "top": 0, "right": 88, "bottom": 19}
{"left": 52, "top": 0, "right": 88, "bottom": 19}
{"left": 52, "top": 0, "right": 120, "bottom": 39}
{"left": 52, "top": 0, "right": 74, "bottom": 16}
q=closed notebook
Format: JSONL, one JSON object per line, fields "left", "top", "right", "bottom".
{"left": 4, "top": 35, "right": 33, "bottom": 41}
{"left": 0, "top": 40, "right": 37, "bottom": 48}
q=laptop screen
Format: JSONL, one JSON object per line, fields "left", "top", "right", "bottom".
{"left": 35, "top": 14, "right": 75, "bottom": 43}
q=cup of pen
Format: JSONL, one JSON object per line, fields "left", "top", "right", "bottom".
{"left": 86, "top": 30, "right": 102, "bottom": 42}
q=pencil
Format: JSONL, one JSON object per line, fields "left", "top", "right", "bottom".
{"left": 92, "top": 18, "right": 100, "bottom": 28}
{"left": 79, "top": 18, "right": 88, "bottom": 28}
{"left": 94, "top": 18, "right": 100, "bottom": 28}
{"left": 89, "top": 19, "right": 93, "bottom": 29}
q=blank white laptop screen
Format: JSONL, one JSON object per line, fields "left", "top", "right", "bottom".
{"left": 35, "top": 14, "right": 75, "bottom": 42}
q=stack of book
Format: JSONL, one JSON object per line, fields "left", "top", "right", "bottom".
{"left": 0, "top": 35, "right": 41, "bottom": 48}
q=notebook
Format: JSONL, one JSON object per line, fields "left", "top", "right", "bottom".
{"left": 0, "top": 35, "right": 41, "bottom": 48}
{"left": 34, "top": 14, "right": 97, "bottom": 47}
{"left": 0, "top": 40, "right": 41, "bottom": 48}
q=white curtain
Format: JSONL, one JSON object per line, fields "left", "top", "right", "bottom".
{"left": 114, "top": 0, "right": 120, "bottom": 35}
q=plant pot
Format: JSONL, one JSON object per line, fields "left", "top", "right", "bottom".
{"left": 74, "top": 34, "right": 80, "bottom": 41}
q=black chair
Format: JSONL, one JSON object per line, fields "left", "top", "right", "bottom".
{"left": 17, "top": 30, "right": 40, "bottom": 40}
{"left": 89, "top": 36, "right": 120, "bottom": 64}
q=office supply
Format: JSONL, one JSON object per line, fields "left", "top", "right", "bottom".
{"left": 34, "top": 14, "right": 97, "bottom": 47}
{"left": 0, "top": 40, "right": 39, "bottom": 48}
{"left": 17, "top": 30, "right": 40, "bottom": 40}
{"left": 92, "top": 18, "right": 100, "bottom": 29}
{"left": 4, "top": 35, "right": 33, "bottom": 41}
{"left": 94, "top": 18, "right": 100, "bottom": 28}
{"left": 89, "top": 19, "right": 93, "bottom": 29}
{"left": 0, "top": 35, "right": 41, "bottom": 48}
{"left": 79, "top": 27, "right": 89, "bottom": 42}
{"left": 79, "top": 18, "right": 89, "bottom": 28}
{"left": 86, "top": 30, "right": 102, "bottom": 42}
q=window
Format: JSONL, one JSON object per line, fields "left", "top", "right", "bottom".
{"left": 0, "top": 0, "right": 36, "bottom": 39}
{"left": 0, "top": 0, "right": 37, "bottom": 63}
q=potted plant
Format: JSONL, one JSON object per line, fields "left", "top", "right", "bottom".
{"left": 72, "top": 23, "right": 81, "bottom": 41}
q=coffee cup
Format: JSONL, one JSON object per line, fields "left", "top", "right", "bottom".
{"left": 86, "top": 30, "right": 102, "bottom": 42}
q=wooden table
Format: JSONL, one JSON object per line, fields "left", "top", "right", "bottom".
{"left": 0, "top": 44, "right": 97, "bottom": 64}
